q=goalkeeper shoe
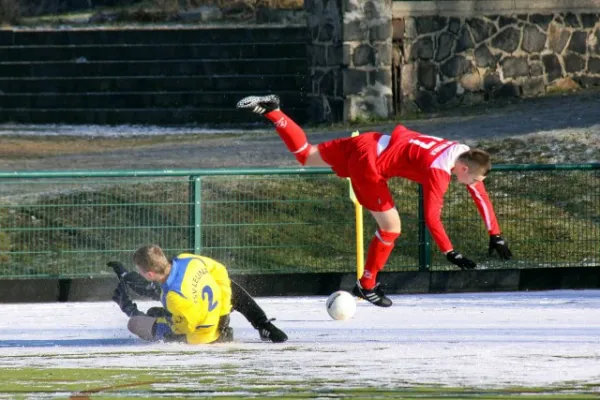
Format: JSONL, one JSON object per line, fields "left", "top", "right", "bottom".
{"left": 352, "top": 281, "right": 393, "bottom": 307}
{"left": 236, "top": 94, "right": 280, "bottom": 115}
{"left": 257, "top": 319, "right": 288, "bottom": 343}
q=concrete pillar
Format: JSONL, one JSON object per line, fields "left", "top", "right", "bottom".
{"left": 342, "top": 0, "right": 394, "bottom": 121}
{"left": 306, "top": 0, "right": 394, "bottom": 123}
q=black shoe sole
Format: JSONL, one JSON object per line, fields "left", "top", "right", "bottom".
{"left": 352, "top": 286, "right": 393, "bottom": 307}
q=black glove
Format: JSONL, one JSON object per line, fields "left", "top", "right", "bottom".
{"left": 112, "top": 281, "right": 144, "bottom": 317}
{"left": 488, "top": 235, "right": 512, "bottom": 260}
{"left": 147, "top": 306, "right": 171, "bottom": 318}
{"left": 446, "top": 250, "right": 477, "bottom": 270}
{"left": 107, "top": 260, "right": 128, "bottom": 279}
{"left": 107, "top": 261, "right": 161, "bottom": 301}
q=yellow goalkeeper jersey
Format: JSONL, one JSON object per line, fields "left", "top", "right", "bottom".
{"left": 160, "top": 253, "right": 232, "bottom": 344}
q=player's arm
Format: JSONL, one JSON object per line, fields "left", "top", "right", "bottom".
{"left": 107, "top": 261, "right": 162, "bottom": 301}
{"left": 164, "top": 292, "right": 207, "bottom": 335}
{"left": 466, "top": 181, "right": 512, "bottom": 260}
{"left": 423, "top": 185, "right": 452, "bottom": 254}
{"left": 423, "top": 175, "right": 476, "bottom": 270}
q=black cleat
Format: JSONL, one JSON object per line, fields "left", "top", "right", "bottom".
{"left": 257, "top": 318, "right": 288, "bottom": 343}
{"left": 236, "top": 94, "right": 280, "bottom": 115}
{"left": 352, "top": 281, "right": 393, "bottom": 307}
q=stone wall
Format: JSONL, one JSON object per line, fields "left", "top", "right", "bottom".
{"left": 306, "top": 0, "right": 344, "bottom": 122}
{"left": 394, "top": 1, "right": 600, "bottom": 113}
{"left": 342, "top": 0, "right": 393, "bottom": 121}
{"left": 306, "top": 0, "right": 394, "bottom": 123}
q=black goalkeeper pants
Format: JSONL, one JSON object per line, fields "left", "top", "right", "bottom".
{"left": 231, "top": 280, "right": 269, "bottom": 329}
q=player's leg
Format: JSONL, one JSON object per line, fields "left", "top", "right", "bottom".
{"left": 364, "top": 207, "right": 401, "bottom": 288}
{"left": 348, "top": 179, "right": 400, "bottom": 307}
{"left": 112, "top": 280, "right": 186, "bottom": 341}
{"left": 127, "top": 315, "right": 187, "bottom": 343}
{"left": 237, "top": 94, "right": 328, "bottom": 167}
{"left": 231, "top": 280, "right": 288, "bottom": 343}
{"left": 127, "top": 315, "right": 158, "bottom": 341}
{"left": 127, "top": 311, "right": 231, "bottom": 343}
{"left": 114, "top": 282, "right": 175, "bottom": 342}
{"left": 352, "top": 208, "right": 400, "bottom": 307}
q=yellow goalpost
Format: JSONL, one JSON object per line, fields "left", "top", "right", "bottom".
{"left": 347, "top": 130, "right": 364, "bottom": 280}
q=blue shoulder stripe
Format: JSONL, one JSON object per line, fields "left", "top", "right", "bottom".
{"left": 162, "top": 257, "right": 193, "bottom": 300}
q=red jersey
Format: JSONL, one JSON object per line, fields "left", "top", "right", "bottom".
{"left": 319, "top": 125, "right": 501, "bottom": 253}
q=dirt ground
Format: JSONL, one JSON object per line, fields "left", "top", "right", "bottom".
{"left": 0, "top": 90, "right": 599, "bottom": 172}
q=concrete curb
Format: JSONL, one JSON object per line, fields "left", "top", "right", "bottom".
{"left": 1, "top": 267, "right": 598, "bottom": 303}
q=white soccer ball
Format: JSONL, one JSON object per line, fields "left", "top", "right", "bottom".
{"left": 326, "top": 290, "right": 356, "bottom": 320}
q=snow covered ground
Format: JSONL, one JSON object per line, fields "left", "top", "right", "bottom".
{"left": 0, "top": 289, "right": 599, "bottom": 396}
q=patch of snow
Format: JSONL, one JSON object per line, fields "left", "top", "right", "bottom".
{"left": 0, "top": 290, "right": 599, "bottom": 390}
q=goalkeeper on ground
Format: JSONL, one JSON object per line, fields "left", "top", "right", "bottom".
{"left": 110, "top": 244, "right": 287, "bottom": 344}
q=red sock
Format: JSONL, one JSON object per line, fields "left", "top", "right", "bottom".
{"left": 265, "top": 110, "right": 311, "bottom": 164}
{"left": 360, "top": 229, "right": 400, "bottom": 290}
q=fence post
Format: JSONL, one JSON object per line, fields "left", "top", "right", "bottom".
{"left": 417, "top": 185, "right": 431, "bottom": 271}
{"left": 188, "top": 176, "right": 202, "bottom": 254}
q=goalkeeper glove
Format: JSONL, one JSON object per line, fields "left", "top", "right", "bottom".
{"left": 147, "top": 307, "right": 171, "bottom": 318}
{"left": 107, "top": 260, "right": 127, "bottom": 279}
{"left": 488, "top": 235, "right": 512, "bottom": 260}
{"left": 446, "top": 250, "right": 477, "bottom": 270}
{"left": 107, "top": 261, "right": 161, "bottom": 301}
{"left": 112, "top": 281, "right": 144, "bottom": 317}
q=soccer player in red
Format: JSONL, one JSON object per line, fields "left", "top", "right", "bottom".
{"left": 237, "top": 95, "right": 512, "bottom": 307}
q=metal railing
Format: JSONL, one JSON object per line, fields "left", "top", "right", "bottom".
{"left": 0, "top": 164, "right": 598, "bottom": 278}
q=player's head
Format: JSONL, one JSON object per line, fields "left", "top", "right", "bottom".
{"left": 132, "top": 244, "right": 170, "bottom": 281}
{"left": 454, "top": 149, "right": 491, "bottom": 185}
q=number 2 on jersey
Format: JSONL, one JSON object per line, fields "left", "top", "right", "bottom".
{"left": 409, "top": 135, "right": 443, "bottom": 150}
{"left": 202, "top": 285, "right": 219, "bottom": 311}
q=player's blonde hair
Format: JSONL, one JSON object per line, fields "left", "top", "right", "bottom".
{"left": 132, "top": 244, "right": 170, "bottom": 274}
{"left": 457, "top": 149, "right": 492, "bottom": 176}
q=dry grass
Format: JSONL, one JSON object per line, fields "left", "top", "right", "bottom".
{"left": 470, "top": 130, "right": 600, "bottom": 164}
{"left": 0, "top": 136, "right": 195, "bottom": 158}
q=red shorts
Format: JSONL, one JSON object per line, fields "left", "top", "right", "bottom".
{"left": 318, "top": 133, "right": 394, "bottom": 212}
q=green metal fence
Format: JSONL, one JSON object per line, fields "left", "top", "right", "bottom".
{"left": 0, "top": 164, "right": 598, "bottom": 279}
